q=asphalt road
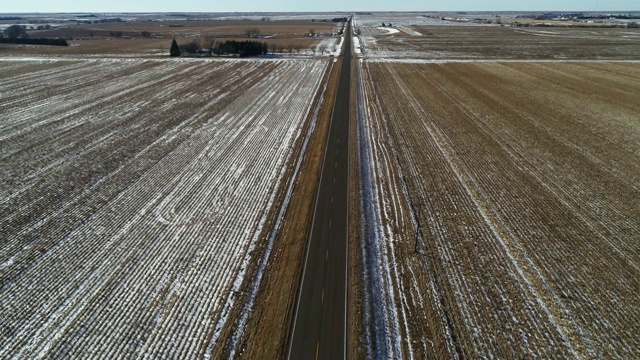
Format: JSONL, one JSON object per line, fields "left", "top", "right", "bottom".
{"left": 288, "top": 18, "right": 352, "bottom": 360}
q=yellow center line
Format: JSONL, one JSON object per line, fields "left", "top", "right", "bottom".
{"left": 329, "top": 219, "right": 332, "bottom": 229}
{"left": 326, "top": 248, "right": 329, "bottom": 261}
{"left": 331, "top": 196, "right": 334, "bottom": 203}
{"left": 316, "top": 342, "right": 320, "bottom": 360}
{"left": 322, "top": 288, "right": 325, "bottom": 304}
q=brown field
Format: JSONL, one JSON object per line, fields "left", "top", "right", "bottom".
{"left": 356, "top": 60, "right": 640, "bottom": 358}
{"left": 3, "top": 12, "right": 639, "bottom": 359}
{"left": 0, "top": 19, "right": 339, "bottom": 56}
{"left": 361, "top": 25, "right": 640, "bottom": 59}
{"left": 0, "top": 57, "right": 330, "bottom": 358}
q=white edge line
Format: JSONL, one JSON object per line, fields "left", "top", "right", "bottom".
{"left": 287, "top": 58, "right": 339, "bottom": 360}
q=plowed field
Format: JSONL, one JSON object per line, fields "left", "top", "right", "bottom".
{"left": 356, "top": 60, "right": 640, "bottom": 358}
{"left": 0, "top": 57, "right": 328, "bottom": 358}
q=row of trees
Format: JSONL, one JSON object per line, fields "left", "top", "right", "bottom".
{"left": 169, "top": 38, "right": 334, "bottom": 57}
{"left": 170, "top": 38, "right": 268, "bottom": 57}
{"left": 0, "top": 37, "right": 68, "bottom": 46}
{"left": 0, "top": 24, "right": 68, "bottom": 46}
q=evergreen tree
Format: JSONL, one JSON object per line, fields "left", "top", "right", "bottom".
{"left": 169, "top": 38, "right": 181, "bottom": 57}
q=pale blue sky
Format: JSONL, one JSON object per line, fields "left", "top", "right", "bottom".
{"left": 1, "top": 1, "right": 637, "bottom": 13}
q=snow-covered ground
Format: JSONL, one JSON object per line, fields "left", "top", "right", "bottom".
{"left": 353, "top": 36, "right": 362, "bottom": 55}
{"left": 377, "top": 27, "right": 400, "bottom": 35}
{"left": 314, "top": 36, "right": 343, "bottom": 57}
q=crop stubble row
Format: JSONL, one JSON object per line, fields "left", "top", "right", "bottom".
{"left": 357, "top": 60, "right": 639, "bottom": 358}
{"left": 0, "top": 57, "right": 328, "bottom": 358}
{"left": 357, "top": 25, "right": 640, "bottom": 60}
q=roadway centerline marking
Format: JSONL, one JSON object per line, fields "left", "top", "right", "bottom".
{"left": 316, "top": 342, "right": 319, "bottom": 360}
{"left": 329, "top": 219, "right": 332, "bottom": 229}
{"left": 326, "top": 248, "right": 329, "bottom": 261}
{"left": 322, "top": 288, "right": 325, "bottom": 304}
{"left": 331, "top": 196, "right": 334, "bottom": 203}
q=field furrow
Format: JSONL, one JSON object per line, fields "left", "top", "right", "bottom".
{"left": 357, "top": 59, "right": 640, "bottom": 358}
{"left": 0, "top": 57, "right": 328, "bottom": 358}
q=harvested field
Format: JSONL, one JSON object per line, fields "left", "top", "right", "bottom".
{"left": 0, "top": 19, "right": 341, "bottom": 56}
{"left": 356, "top": 24, "right": 640, "bottom": 60}
{"left": 0, "top": 57, "right": 328, "bottom": 358}
{"left": 356, "top": 60, "right": 640, "bottom": 358}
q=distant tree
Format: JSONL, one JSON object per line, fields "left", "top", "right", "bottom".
{"left": 170, "top": 38, "right": 181, "bottom": 56}
{"left": 244, "top": 27, "right": 260, "bottom": 38}
{"left": 4, "top": 24, "right": 28, "bottom": 39}
{"left": 318, "top": 43, "right": 328, "bottom": 55}
{"left": 218, "top": 40, "right": 267, "bottom": 57}
{"left": 201, "top": 35, "right": 216, "bottom": 52}
{"left": 141, "top": 31, "right": 151, "bottom": 38}
{"left": 110, "top": 31, "right": 123, "bottom": 38}
{"left": 260, "top": 16, "right": 271, "bottom": 21}
{"left": 309, "top": 28, "right": 316, "bottom": 37}
{"left": 180, "top": 40, "right": 199, "bottom": 54}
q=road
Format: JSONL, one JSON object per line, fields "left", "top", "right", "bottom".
{"left": 288, "top": 18, "right": 352, "bottom": 360}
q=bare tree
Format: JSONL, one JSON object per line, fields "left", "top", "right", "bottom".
{"left": 309, "top": 28, "right": 316, "bottom": 37}
{"left": 201, "top": 35, "right": 216, "bottom": 53}
{"left": 244, "top": 27, "right": 260, "bottom": 38}
{"left": 4, "top": 25, "right": 28, "bottom": 39}
{"left": 318, "top": 43, "right": 328, "bottom": 55}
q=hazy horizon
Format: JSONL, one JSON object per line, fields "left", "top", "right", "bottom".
{"left": 0, "top": 0, "right": 638, "bottom": 14}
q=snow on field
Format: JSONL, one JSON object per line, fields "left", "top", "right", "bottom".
{"left": 356, "top": 60, "right": 640, "bottom": 358}
{"left": 0, "top": 57, "right": 328, "bottom": 358}
{"left": 396, "top": 25, "right": 422, "bottom": 36}
{"left": 377, "top": 27, "right": 400, "bottom": 35}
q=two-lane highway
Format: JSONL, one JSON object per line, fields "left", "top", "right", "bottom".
{"left": 288, "top": 18, "right": 352, "bottom": 360}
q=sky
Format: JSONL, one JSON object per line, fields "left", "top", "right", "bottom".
{"left": 1, "top": 0, "right": 638, "bottom": 13}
